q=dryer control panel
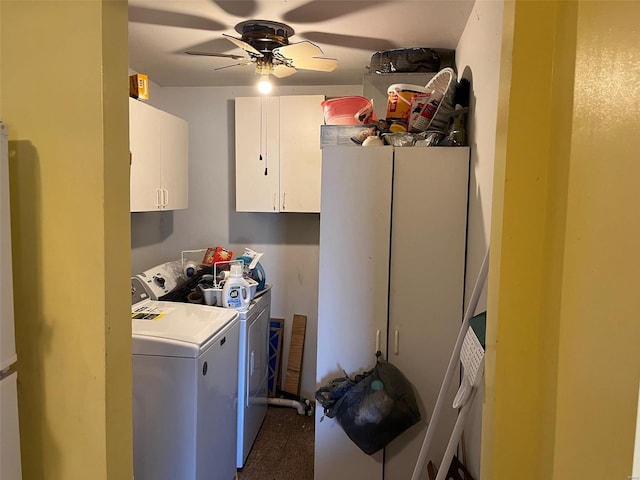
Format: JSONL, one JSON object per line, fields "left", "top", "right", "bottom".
{"left": 133, "top": 262, "right": 182, "bottom": 301}
{"left": 131, "top": 277, "right": 151, "bottom": 305}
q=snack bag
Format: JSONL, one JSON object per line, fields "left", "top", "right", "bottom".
{"left": 202, "top": 246, "right": 233, "bottom": 266}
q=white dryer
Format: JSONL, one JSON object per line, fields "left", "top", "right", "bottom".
{"left": 237, "top": 287, "right": 271, "bottom": 468}
{"left": 131, "top": 261, "right": 273, "bottom": 472}
{"left": 131, "top": 287, "right": 239, "bottom": 480}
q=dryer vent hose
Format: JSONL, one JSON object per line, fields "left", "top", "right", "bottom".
{"left": 267, "top": 397, "right": 312, "bottom": 416}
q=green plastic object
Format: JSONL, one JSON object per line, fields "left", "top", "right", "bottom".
{"left": 469, "top": 311, "right": 486, "bottom": 349}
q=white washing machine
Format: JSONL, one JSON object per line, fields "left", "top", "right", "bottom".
{"left": 237, "top": 286, "right": 271, "bottom": 468}
{"left": 131, "top": 272, "right": 240, "bottom": 480}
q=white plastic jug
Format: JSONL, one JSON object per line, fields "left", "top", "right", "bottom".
{"left": 222, "top": 264, "right": 251, "bottom": 311}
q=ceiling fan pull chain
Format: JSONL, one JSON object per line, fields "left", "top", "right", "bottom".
{"left": 263, "top": 96, "right": 268, "bottom": 176}
{"left": 259, "top": 97, "right": 264, "bottom": 162}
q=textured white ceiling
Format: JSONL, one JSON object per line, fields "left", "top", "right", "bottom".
{"left": 128, "top": 0, "right": 475, "bottom": 87}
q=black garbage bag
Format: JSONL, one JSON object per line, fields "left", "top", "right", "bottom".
{"left": 369, "top": 47, "right": 441, "bottom": 74}
{"left": 315, "top": 353, "right": 421, "bottom": 455}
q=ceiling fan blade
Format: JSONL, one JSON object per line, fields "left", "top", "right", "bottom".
{"left": 272, "top": 65, "right": 297, "bottom": 78}
{"left": 212, "top": 1, "right": 258, "bottom": 18}
{"left": 128, "top": 6, "right": 227, "bottom": 31}
{"left": 213, "top": 61, "right": 254, "bottom": 71}
{"left": 185, "top": 51, "right": 247, "bottom": 60}
{"left": 283, "top": 0, "right": 392, "bottom": 24}
{"left": 291, "top": 56, "right": 338, "bottom": 73}
{"left": 182, "top": 38, "right": 237, "bottom": 56}
{"left": 300, "top": 31, "right": 398, "bottom": 51}
{"left": 273, "top": 41, "right": 337, "bottom": 73}
{"left": 274, "top": 41, "right": 324, "bottom": 62}
{"left": 223, "top": 34, "right": 263, "bottom": 57}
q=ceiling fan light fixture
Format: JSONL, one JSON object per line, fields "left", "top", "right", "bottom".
{"left": 184, "top": 20, "right": 339, "bottom": 83}
{"left": 255, "top": 60, "right": 274, "bottom": 76}
{"left": 257, "top": 75, "right": 272, "bottom": 94}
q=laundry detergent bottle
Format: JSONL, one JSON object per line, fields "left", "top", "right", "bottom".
{"left": 222, "top": 263, "right": 251, "bottom": 311}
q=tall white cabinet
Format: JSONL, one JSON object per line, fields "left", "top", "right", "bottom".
{"left": 235, "top": 95, "right": 325, "bottom": 212}
{"left": 0, "top": 123, "right": 22, "bottom": 480}
{"left": 129, "top": 98, "right": 189, "bottom": 212}
{"left": 315, "top": 146, "right": 469, "bottom": 480}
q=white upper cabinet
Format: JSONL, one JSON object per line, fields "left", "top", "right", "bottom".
{"left": 129, "top": 98, "right": 189, "bottom": 212}
{"left": 235, "top": 96, "right": 280, "bottom": 212}
{"left": 235, "top": 95, "right": 325, "bottom": 213}
{"left": 278, "top": 96, "right": 324, "bottom": 212}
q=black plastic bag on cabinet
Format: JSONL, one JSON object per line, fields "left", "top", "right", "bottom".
{"left": 315, "top": 353, "right": 421, "bottom": 455}
{"left": 369, "top": 47, "right": 441, "bottom": 74}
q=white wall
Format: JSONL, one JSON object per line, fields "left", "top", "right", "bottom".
{"left": 130, "top": 84, "right": 361, "bottom": 400}
{"left": 455, "top": 0, "right": 504, "bottom": 476}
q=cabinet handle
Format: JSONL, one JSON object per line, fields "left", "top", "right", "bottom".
{"left": 163, "top": 189, "right": 169, "bottom": 207}
{"left": 282, "top": 192, "right": 286, "bottom": 211}
{"left": 156, "top": 189, "right": 162, "bottom": 209}
{"left": 273, "top": 192, "right": 277, "bottom": 211}
{"left": 375, "top": 330, "right": 380, "bottom": 353}
{"left": 394, "top": 329, "right": 399, "bottom": 356}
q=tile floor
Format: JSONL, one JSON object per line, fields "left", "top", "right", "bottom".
{"left": 237, "top": 406, "right": 314, "bottom": 480}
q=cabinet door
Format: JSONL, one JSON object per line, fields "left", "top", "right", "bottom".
{"left": 235, "top": 96, "right": 280, "bottom": 212}
{"left": 315, "top": 146, "right": 393, "bottom": 480}
{"left": 384, "top": 147, "right": 470, "bottom": 480}
{"left": 158, "top": 109, "right": 189, "bottom": 210}
{"left": 279, "top": 95, "right": 324, "bottom": 212}
{"left": 129, "top": 98, "right": 162, "bottom": 211}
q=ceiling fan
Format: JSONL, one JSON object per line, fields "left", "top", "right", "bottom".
{"left": 185, "top": 19, "right": 338, "bottom": 79}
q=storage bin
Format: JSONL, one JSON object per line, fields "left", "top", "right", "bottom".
{"left": 321, "top": 96, "right": 374, "bottom": 125}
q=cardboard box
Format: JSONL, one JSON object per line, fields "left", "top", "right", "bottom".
{"left": 129, "top": 73, "right": 149, "bottom": 100}
{"left": 320, "top": 125, "right": 377, "bottom": 148}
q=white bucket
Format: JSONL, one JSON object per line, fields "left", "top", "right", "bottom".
{"left": 386, "top": 83, "right": 429, "bottom": 122}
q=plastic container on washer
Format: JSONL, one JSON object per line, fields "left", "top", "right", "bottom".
{"left": 222, "top": 264, "right": 251, "bottom": 311}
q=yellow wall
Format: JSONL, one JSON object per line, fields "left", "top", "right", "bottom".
{"left": 552, "top": 1, "right": 640, "bottom": 477}
{"left": 485, "top": 1, "right": 640, "bottom": 478}
{"left": 0, "top": 1, "right": 132, "bottom": 478}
